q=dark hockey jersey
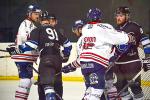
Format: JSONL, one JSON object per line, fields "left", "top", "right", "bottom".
{"left": 115, "top": 21, "right": 143, "bottom": 62}
{"left": 28, "top": 24, "right": 70, "bottom": 58}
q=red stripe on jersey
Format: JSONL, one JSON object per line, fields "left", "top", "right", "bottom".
{"left": 16, "top": 91, "right": 29, "bottom": 95}
{"left": 81, "top": 52, "right": 109, "bottom": 61}
{"left": 80, "top": 56, "right": 109, "bottom": 67}
{"left": 11, "top": 57, "right": 36, "bottom": 62}
{"left": 80, "top": 54, "right": 108, "bottom": 64}
{"left": 15, "top": 96, "right": 27, "bottom": 100}
{"left": 13, "top": 54, "right": 39, "bottom": 57}
{"left": 72, "top": 60, "right": 80, "bottom": 68}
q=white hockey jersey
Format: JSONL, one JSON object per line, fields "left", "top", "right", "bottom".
{"left": 77, "top": 22, "right": 129, "bottom": 68}
{"left": 11, "top": 19, "right": 39, "bottom": 62}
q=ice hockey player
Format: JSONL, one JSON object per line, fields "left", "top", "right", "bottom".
{"left": 113, "top": 6, "right": 145, "bottom": 100}
{"left": 61, "top": 19, "right": 85, "bottom": 74}
{"left": 18, "top": 11, "right": 72, "bottom": 100}
{"left": 6, "top": 4, "right": 41, "bottom": 100}
{"left": 37, "top": 11, "right": 71, "bottom": 100}
{"left": 62, "top": 8, "right": 135, "bottom": 100}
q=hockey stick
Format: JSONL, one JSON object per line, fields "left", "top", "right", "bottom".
{"left": 114, "top": 66, "right": 145, "bottom": 100}
{"left": 0, "top": 49, "right": 40, "bottom": 74}
{"left": 114, "top": 57, "right": 150, "bottom": 99}
{"left": 0, "top": 49, "right": 8, "bottom": 52}
{"left": 28, "top": 64, "right": 40, "bottom": 75}
{"left": 104, "top": 46, "right": 138, "bottom": 100}
{"left": 0, "top": 55, "right": 11, "bottom": 58}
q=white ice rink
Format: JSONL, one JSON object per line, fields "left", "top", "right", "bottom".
{"left": 0, "top": 80, "right": 85, "bottom": 100}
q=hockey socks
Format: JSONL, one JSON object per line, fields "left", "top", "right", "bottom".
{"left": 44, "top": 86, "right": 56, "bottom": 100}
{"left": 82, "top": 87, "right": 103, "bottom": 100}
{"left": 15, "top": 79, "right": 32, "bottom": 100}
{"left": 107, "top": 86, "right": 118, "bottom": 100}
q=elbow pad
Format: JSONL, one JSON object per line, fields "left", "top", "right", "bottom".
{"left": 141, "top": 34, "right": 150, "bottom": 54}
{"left": 19, "top": 40, "right": 38, "bottom": 52}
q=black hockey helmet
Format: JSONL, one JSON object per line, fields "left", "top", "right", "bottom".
{"left": 115, "top": 6, "right": 130, "bottom": 15}
{"left": 49, "top": 14, "right": 57, "bottom": 20}
{"left": 40, "top": 11, "right": 50, "bottom": 20}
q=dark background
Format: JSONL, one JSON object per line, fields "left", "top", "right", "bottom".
{"left": 0, "top": 0, "right": 150, "bottom": 42}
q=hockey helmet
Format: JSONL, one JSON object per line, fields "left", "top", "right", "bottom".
{"left": 27, "top": 4, "right": 41, "bottom": 14}
{"left": 87, "top": 8, "right": 102, "bottom": 21}
{"left": 115, "top": 6, "right": 130, "bottom": 15}
{"left": 47, "top": 14, "right": 57, "bottom": 21}
{"left": 72, "top": 19, "right": 85, "bottom": 30}
{"left": 40, "top": 11, "right": 50, "bottom": 20}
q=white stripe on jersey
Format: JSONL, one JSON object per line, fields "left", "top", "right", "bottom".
{"left": 63, "top": 39, "right": 72, "bottom": 47}
{"left": 25, "top": 41, "right": 38, "bottom": 49}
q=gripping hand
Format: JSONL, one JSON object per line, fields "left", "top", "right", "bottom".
{"left": 61, "top": 64, "right": 76, "bottom": 73}
{"left": 6, "top": 45, "right": 22, "bottom": 55}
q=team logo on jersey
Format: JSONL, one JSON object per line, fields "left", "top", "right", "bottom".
{"left": 89, "top": 73, "right": 98, "bottom": 85}
{"left": 88, "top": 24, "right": 93, "bottom": 29}
{"left": 83, "top": 37, "right": 96, "bottom": 49}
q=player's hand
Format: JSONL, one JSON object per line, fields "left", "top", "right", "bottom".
{"left": 61, "top": 56, "right": 69, "bottom": 63}
{"left": 61, "top": 64, "right": 76, "bottom": 73}
{"left": 60, "top": 50, "right": 70, "bottom": 63}
{"left": 6, "top": 45, "right": 22, "bottom": 55}
{"left": 142, "top": 57, "right": 150, "bottom": 72}
{"left": 109, "top": 55, "right": 117, "bottom": 66}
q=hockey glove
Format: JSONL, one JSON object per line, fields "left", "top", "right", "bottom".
{"left": 61, "top": 51, "right": 69, "bottom": 63}
{"left": 109, "top": 54, "right": 118, "bottom": 66}
{"left": 61, "top": 63, "right": 76, "bottom": 73}
{"left": 142, "top": 57, "right": 150, "bottom": 72}
{"left": 61, "top": 49, "right": 71, "bottom": 63}
{"left": 6, "top": 45, "right": 23, "bottom": 55}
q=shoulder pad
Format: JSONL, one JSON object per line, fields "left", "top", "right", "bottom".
{"left": 100, "top": 23, "right": 114, "bottom": 29}
{"left": 129, "top": 21, "right": 141, "bottom": 27}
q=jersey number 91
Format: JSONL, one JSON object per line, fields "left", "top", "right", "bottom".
{"left": 46, "top": 28, "right": 58, "bottom": 41}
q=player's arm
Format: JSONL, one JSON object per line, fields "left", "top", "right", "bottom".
{"left": 108, "top": 30, "right": 134, "bottom": 45}
{"left": 62, "top": 39, "right": 72, "bottom": 55}
{"left": 102, "top": 24, "right": 134, "bottom": 45}
{"left": 62, "top": 38, "right": 81, "bottom": 73}
{"left": 58, "top": 31, "right": 72, "bottom": 62}
{"left": 16, "top": 20, "right": 33, "bottom": 45}
{"left": 6, "top": 21, "right": 31, "bottom": 55}
{"left": 140, "top": 34, "right": 150, "bottom": 54}
{"left": 62, "top": 59, "right": 80, "bottom": 73}
{"left": 18, "top": 28, "right": 40, "bottom": 53}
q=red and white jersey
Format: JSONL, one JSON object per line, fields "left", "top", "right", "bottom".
{"left": 12, "top": 19, "right": 39, "bottom": 62}
{"left": 16, "top": 19, "right": 37, "bottom": 45}
{"left": 77, "top": 22, "right": 129, "bottom": 68}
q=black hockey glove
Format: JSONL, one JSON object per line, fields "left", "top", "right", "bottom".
{"left": 61, "top": 50, "right": 70, "bottom": 63}
{"left": 6, "top": 45, "right": 23, "bottom": 55}
{"left": 142, "top": 57, "right": 150, "bottom": 72}
{"left": 61, "top": 63, "right": 76, "bottom": 73}
{"left": 61, "top": 55, "right": 69, "bottom": 63}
